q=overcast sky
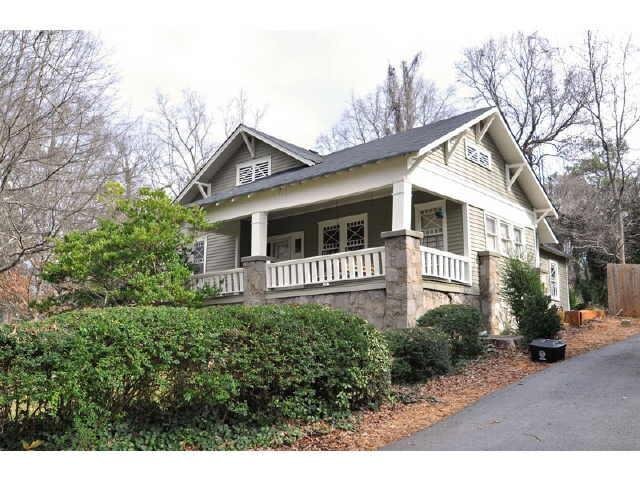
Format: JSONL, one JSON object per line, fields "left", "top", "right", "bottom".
{"left": 9, "top": 0, "right": 633, "bottom": 150}
{"left": 95, "top": 23, "right": 627, "bottom": 150}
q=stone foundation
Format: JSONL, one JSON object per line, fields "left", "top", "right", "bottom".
{"left": 266, "top": 289, "right": 387, "bottom": 328}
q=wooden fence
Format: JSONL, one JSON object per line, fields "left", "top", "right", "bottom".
{"left": 607, "top": 264, "right": 640, "bottom": 317}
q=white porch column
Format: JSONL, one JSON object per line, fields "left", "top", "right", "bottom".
{"left": 250, "top": 211, "right": 268, "bottom": 256}
{"left": 392, "top": 179, "right": 413, "bottom": 231}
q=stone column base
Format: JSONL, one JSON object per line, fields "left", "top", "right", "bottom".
{"left": 241, "top": 255, "right": 269, "bottom": 305}
{"left": 381, "top": 229, "right": 424, "bottom": 329}
{"left": 478, "top": 250, "right": 501, "bottom": 334}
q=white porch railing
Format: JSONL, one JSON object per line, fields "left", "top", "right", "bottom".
{"left": 420, "top": 246, "right": 472, "bottom": 285}
{"left": 192, "top": 268, "right": 244, "bottom": 295}
{"left": 267, "top": 247, "right": 386, "bottom": 289}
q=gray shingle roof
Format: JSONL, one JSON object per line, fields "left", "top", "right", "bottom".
{"left": 196, "top": 107, "right": 493, "bottom": 206}
{"left": 540, "top": 244, "right": 571, "bottom": 260}
{"left": 242, "top": 125, "right": 324, "bottom": 164}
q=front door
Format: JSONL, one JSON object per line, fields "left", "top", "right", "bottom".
{"left": 268, "top": 232, "right": 304, "bottom": 261}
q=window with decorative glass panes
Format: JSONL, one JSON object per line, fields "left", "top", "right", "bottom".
{"left": 318, "top": 214, "right": 367, "bottom": 255}
{"left": 190, "top": 237, "right": 206, "bottom": 274}
{"left": 416, "top": 202, "right": 446, "bottom": 250}
{"left": 320, "top": 222, "right": 340, "bottom": 255}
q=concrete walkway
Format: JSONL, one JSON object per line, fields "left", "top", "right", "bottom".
{"left": 384, "top": 334, "right": 640, "bottom": 450}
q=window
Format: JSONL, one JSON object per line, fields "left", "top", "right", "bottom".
{"left": 236, "top": 157, "right": 271, "bottom": 185}
{"left": 318, "top": 214, "right": 368, "bottom": 255}
{"left": 549, "top": 261, "right": 560, "bottom": 300}
{"left": 513, "top": 227, "right": 524, "bottom": 257}
{"left": 465, "top": 138, "right": 492, "bottom": 169}
{"left": 485, "top": 215, "right": 498, "bottom": 251}
{"left": 485, "top": 214, "right": 527, "bottom": 258}
{"left": 499, "top": 221, "right": 512, "bottom": 254}
{"left": 415, "top": 200, "right": 447, "bottom": 250}
{"left": 190, "top": 237, "right": 206, "bottom": 274}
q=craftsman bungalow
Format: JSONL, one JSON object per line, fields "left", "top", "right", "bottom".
{"left": 177, "top": 107, "right": 570, "bottom": 333}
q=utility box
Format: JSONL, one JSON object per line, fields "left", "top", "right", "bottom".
{"left": 529, "top": 339, "right": 566, "bottom": 363}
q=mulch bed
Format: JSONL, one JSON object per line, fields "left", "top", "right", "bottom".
{"left": 282, "top": 316, "right": 640, "bottom": 451}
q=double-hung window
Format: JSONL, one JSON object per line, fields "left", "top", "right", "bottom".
{"left": 236, "top": 156, "right": 271, "bottom": 185}
{"left": 465, "top": 138, "right": 492, "bottom": 169}
{"left": 318, "top": 214, "right": 367, "bottom": 255}
{"left": 190, "top": 236, "right": 206, "bottom": 274}
{"left": 513, "top": 227, "right": 524, "bottom": 257}
{"left": 549, "top": 260, "right": 560, "bottom": 300}
{"left": 485, "top": 215, "right": 498, "bottom": 251}
{"left": 485, "top": 214, "right": 526, "bottom": 258}
{"left": 499, "top": 221, "right": 512, "bottom": 255}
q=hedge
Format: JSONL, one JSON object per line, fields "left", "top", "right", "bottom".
{"left": 0, "top": 304, "right": 391, "bottom": 450}
{"left": 383, "top": 327, "right": 451, "bottom": 383}
{"left": 417, "top": 304, "right": 485, "bottom": 360}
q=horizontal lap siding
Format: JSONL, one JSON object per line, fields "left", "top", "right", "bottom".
{"left": 431, "top": 129, "right": 532, "bottom": 209}
{"left": 205, "top": 221, "right": 240, "bottom": 272}
{"left": 208, "top": 140, "right": 304, "bottom": 194}
{"left": 468, "top": 205, "right": 485, "bottom": 294}
{"left": 446, "top": 201, "right": 464, "bottom": 256}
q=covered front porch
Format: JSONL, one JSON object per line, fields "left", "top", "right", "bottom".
{"left": 192, "top": 180, "right": 475, "bottom": 298}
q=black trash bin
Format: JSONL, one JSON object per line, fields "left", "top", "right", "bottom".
{"left": 529, "top": 339, "right": 566, "bottom": 363}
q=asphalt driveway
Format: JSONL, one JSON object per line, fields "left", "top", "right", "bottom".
{"left": 384, "top": 334, "right": 640, "bottom": 450}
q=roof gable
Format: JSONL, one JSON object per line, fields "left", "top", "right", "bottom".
{"left": 176, "top": 125, "right": 320, "bottom": 203}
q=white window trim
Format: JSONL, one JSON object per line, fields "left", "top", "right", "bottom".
{"left": 236, "top": 156, "right": 272, "bottom": 186}
{"left": 414, "top": 200, "right": 448, "bottom": 251}
{"left": 484, "top": 212, "right": 528, "bottom": 259}
{"left": 317, "top": 213, "right": 368, "bottom": 255}
{"left": 192, "top": 235, "right": 207, "bottom": 274}
{"left": 549, "top": 260, "right": 560, "bottom": 301}
{"left": 464, "top": 138, "right": 492, "bottom": 170}
{"left": 267, "top": 231, "right": 305, "bottom": 259}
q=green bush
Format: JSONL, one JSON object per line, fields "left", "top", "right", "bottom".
{"left": 0, "top": 304, "right": 391, "bottom": 450}
{"left": 383, "top": 327, "right": 451, "bottom": 383}
{"left": 417, "top": 304, "right": 485, "bottom": 360}
{"left": 502, "top": 257, "right": 561, "bottom": 342}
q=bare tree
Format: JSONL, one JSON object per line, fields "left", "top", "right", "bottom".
{"left": 150, "top": 89, "right": 267, "bottom": 197}
{"left": 316, "top": 53, "right": 455, "bottom": 153}
{"left": 0, "top": 30, "right": 118, "bottom": 273}
{"left": 578, "top": 31, "right": 640, "bottom": 263}
{"left": 457, "top": 32, "right": 591, "bottom": 178}
{"left": 149, "top": 90, "right": 217, "bottom": 197}
{"left": 220, "top": 88, "right": 267, "bottom": 137}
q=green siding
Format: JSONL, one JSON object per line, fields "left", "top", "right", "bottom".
{"left": 539, "top": 250, "right": 570, "bottom": 310}
{"left": 209, "top": 139, "right": 304, "bottom": 194}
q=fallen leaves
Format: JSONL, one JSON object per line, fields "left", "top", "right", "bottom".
{"left": 281, "top": 316, "right": 640, "bottom": 451}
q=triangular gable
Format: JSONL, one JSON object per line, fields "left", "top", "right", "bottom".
{"left": 176, "top": 125, "right": 319, "bottom": 204}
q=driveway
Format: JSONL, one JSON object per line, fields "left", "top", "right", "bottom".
{"left": 384, "top": 334, "right": 640, "bottom": 450}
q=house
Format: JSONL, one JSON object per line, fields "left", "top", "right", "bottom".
{"left": 177, "top": 107, "right": 570, "bottom": 334}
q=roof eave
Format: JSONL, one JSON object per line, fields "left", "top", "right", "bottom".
{"left": 176, "top": 124, "right": 318, "bottom": 204}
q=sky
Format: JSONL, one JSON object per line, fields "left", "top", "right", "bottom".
{"left": 93, "top": 20, "right": 629, "bottom": 150}
{"left": 7, "top": 0, "right": 638, "bottom": 151}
